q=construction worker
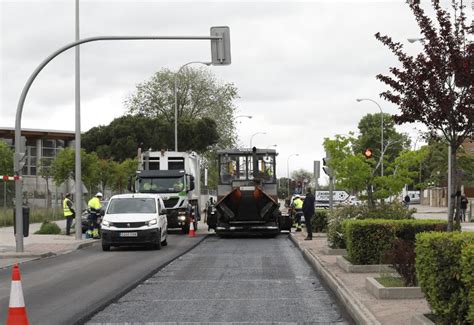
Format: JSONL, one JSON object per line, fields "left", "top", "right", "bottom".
{"left": 292, "top": 195, "right": 304, "bottom": 232}
{"left": 87, "top": 192, "right": 103, "bottom": 239}
{"left": 63, "top": 193, "right": 75, "bottom": 236}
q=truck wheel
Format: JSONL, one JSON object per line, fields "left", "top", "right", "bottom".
{"left": 181, "top": 225, "right": 190, "bottom": 234}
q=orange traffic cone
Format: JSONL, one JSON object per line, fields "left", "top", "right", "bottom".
{"left": 7, "top": 264, "right": 29, "bottom": 325}
{"left": 188, "top": 219, "right": 196, "bottom": 237}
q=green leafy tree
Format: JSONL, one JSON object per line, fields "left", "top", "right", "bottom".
{"left": 375, "top": 0, "right": 473, "bottom": 230}
{"left": 0, "top": 140, "right": 14, "bottom": 208}
{"left": 51, "top": 148, "right": 101, "bottom": 192}
{"left": 125, "top": 67, "right": 238, "bottom": 149}
{"left": 82, "top": 115, "right": 219, "bottom": 161}
{"left": 111, "top": 159, "right": 138, "bottom": 194}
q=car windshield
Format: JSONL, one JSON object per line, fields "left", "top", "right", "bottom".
{"left": 138, "top": 176, "right": 185, "bottom": 193}
{"left": 107, "top": 198, "right": 156, "bottom": 214}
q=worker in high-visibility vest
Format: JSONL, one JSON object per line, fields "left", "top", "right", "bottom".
{"left": 292, "top": 195, "right": 304, "bottom": 232}
{"left": 87, "top": 192, "right": 103, "bottom": 239}
{"left": 63, "top": 193, "right": 75, "bottom": 236}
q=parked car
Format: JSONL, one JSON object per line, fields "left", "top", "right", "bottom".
{"left": 100, "top": 194, "right": 168, "bottom": 251}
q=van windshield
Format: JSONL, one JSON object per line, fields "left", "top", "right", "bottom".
{"left": 107, "top": 198, "right": 156, "bottom": 214}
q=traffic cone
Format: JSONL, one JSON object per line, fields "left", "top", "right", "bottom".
{"left": 188, "top": 219, "right": 196, "bottom": 237}
{"left": 7, "top": 264, "right": 29, "bottom": 325}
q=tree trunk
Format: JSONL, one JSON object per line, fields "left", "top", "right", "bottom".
{"left": 367, "top": 183, "right": 375, "bottom": 209}
{"left": 447, "top": 144, "right": 457, "bottom": 231}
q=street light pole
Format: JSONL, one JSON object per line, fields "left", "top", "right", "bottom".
{"left": 249, "top": 132, "right": 266, "bottom": 148}
{"left": 13, "top": 33, "right": 224, "bottom": 252}
{"left": 356, "top": 98, "right": 384, "bottom": 177}
{"left": 74, "top": 0, "right": 82, "bottom": 240}
{"left": 174, "top": 61, "right": 211, "bottom": 151}
{"left": 287, "top": 154, "right": 299, "bottom": 196}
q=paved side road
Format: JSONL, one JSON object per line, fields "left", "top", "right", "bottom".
{"left": 88, "top": 235, "right": 351, "bottom": 324}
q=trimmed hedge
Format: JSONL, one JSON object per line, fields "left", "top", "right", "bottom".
{"left": 343, "top": 219, "right": 447, "bottom": 265}
{"left": 327, "top": 202, "right": 414, "bottom": 249}
{"left": 461, "top": 243, "right": 474, "bottom": 324}
{"left": 311, "top": 210, "right": 328, "bottom": 233}
{"left": 415, "top": 232, "right": 474, "bottom": 324}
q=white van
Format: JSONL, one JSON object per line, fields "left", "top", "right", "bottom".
{"left": 100, "top": 193, "right": 168, "bottom": 251}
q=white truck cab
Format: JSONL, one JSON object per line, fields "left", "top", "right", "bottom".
{"left": 100, "top": 193, "right": 168, "bottom": 251}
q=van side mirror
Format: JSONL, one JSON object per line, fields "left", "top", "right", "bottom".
{"left": 190, "top": 175, "right": 195, "bottom": 191}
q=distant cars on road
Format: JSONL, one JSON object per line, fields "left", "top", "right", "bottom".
{"left": 100, "top": 194, "right": 168, "bottom": 251}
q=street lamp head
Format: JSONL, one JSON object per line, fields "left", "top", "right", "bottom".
{"left": 407, "top": 38, "right": 423, "bottom": 43}
{"left": 356, "top": 98, "right": 363, "bottom": 102}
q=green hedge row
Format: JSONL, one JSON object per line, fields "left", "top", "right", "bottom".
{"left": 461, "top": 244, "right": 474, "bottom": 324}
{"left": 311, "top": 210, "right": 328, "bottom": 233}
{"left": 327, "top": 202, "right": 414, "bottom": 249}
{"left": 416, "top": 232, "right": 474, "bottom": 324}
{"left": 343, "top": 219, "right": 447, "bottom": 265}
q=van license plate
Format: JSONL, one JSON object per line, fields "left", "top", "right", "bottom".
{"left": 120, "top": 232, "right": 138, "bottom": 237}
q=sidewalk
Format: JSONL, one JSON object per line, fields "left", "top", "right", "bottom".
{"left": 290, "top": 231, "right": 430, "bottom": 325}
{"left": 413, "top": 204, "right": 474, "bottom": 232}
{"left": 0, "top": 219, "right": 99, "bottom": 269}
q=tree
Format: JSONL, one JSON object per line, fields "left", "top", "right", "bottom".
{"left": 0, "top": 140, "right": 14, "bottom": 208}
{"left": 82, "top": 115, "right": 219, "bottom": 162}
{"left": 51, "top": 148, "right": 101, "bottom": 194}
{"left": 125, "top": 67, "right": 239, "bottom": 149}
{"left": 291, "top": 169, "right": 316, "bottom": 190}
{"left": 375, "top": 0, "right": 473, "bottom": 230}
{"left": 38, "top": 158, "right": 53, "bottom": 211}
{"left": 111, "top": 159, "right": 137, "bottom": 194}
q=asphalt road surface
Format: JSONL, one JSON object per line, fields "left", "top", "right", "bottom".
{"left": 88, "top": 235, "right": 351, "bottom": 324}
{"left": 0, "top": 233, "right": 206, "bottom": 325}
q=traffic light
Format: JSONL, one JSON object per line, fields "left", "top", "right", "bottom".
{"left": 322, "top": 153, "right": 332, "bottom": 176}
{"left": 364, "top": 148, "right": 373, "bottom": 159}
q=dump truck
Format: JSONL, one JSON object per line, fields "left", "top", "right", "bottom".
{"left": 129, "top": 150, "right": 201, "bottom": 233}
{"left": 207, "top": 147, "right": 291, "bottom": 236}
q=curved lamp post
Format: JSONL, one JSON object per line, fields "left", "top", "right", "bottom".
{"left": 249, "top": 132, "right": 266, "bottom": 148}
{"left": 174, "top": 61, "right": 211, "bottom": 151}
{"left": 356, "top": 98, "right": 384, "bottom": 177}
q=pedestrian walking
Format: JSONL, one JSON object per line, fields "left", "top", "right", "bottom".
{"left": 404, "top": 194, "right": 411, "bottom": 208}
{"left": 303, "top": 187, "right": 315, "bottom": 240}
{"left": 63, "top": 193, "right": 75, "bottom": 236}
{"left": 87, "top": 192, "right": 103, "bottom": 239}
{"left": 460, "top": 195, "right": 468, "bottom": 222}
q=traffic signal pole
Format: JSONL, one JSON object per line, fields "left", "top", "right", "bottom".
{"left": 14, "top": 31, "right": 229, "bottom": 252}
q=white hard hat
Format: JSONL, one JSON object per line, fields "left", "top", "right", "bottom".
{"left": 96, "top": 192, "right": 103, "bottom": 197}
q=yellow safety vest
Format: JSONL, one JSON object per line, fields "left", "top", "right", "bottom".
{"left": 63, "top": 198, "right": 73, "bottom": 217}
{"left": 88, "top": 197, "right": 102, "bottom": 210}
{"left": 294, "top": 199, "right": 303, "bottom": 209}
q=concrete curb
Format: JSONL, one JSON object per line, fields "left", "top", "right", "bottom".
{"left": 0, "top": 251, "right": 56, "bottom": 259}
{"left": 411, "top": 314, "right": 435, "bottom": 325}
{"left": 289, "top": 233, "right": 380, "bottom": 325}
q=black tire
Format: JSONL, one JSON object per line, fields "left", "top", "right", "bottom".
{"left": 194, "top": 221, "right": 198, "bottom": 231}
{"left": 162, "top": 238, "right": 168, "bottom": 246}
{"left": 153, "top": 230, "right": 162, "bottom": 250}
{"left": 102, "top": 241, "right": 111, "bottom": 251}
{"left": 181, "top": 224, "right": 190, "bottom": 234}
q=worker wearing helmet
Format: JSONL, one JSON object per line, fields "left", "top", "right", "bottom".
{"left": 292, "top": 195, "right": 304, "bottom": 232}
{"left": 87, "top": 192, "right": 103, "bottom": 239}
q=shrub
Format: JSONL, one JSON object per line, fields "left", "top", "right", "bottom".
{"left": 343, "top": 219, "right": 395, "bottom": 265}
{"left": 35, "top": 220, "right": 61, "bottom": 235}
{"left": 415, "top": 232, "right": 474, "bottom": 324}
{"left": 344, "top": 219, "right": 447, "bottom": 266}
{"left": 383, "top": 239, "right": 417, "bottom": 286}
{"left": 327, "top": 202, "right": 414, "bottom": 249}
{"left": 461, "top": 243, "right": 474, "bottom": 324}
{"left": 311, "top": 210, "right": 328, "bottom": 233}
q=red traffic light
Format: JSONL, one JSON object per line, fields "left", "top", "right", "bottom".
{"left": 364, "top": 148, "right": 373, "bottom": 159}
{"left": 2, "top": 175, "right": 8, "bottom": 181}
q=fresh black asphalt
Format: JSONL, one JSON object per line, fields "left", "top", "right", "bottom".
{"left": 88, "top": 235, "right": 351, "bottom": 324}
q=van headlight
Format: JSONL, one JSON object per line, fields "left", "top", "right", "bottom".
{"left": 147, "top": 218, "right": 158, "bottom": 226}
{"left": 102, "top": 220, "right": 111, "bottom": 227}
{"left": 178, "top": 216, "right": 186, "bottom": 221}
